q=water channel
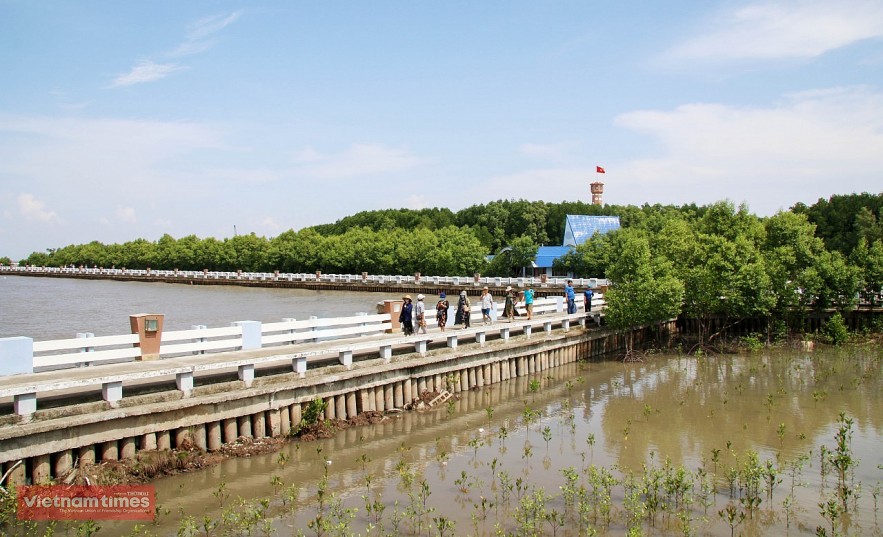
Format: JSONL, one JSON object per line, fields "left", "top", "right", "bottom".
{"left": 3, "top": 276, "right": 882, "bottom": 535}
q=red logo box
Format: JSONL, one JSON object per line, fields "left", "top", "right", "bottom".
{"left": 17, "top": 485, "right": 155, "bottom": 521}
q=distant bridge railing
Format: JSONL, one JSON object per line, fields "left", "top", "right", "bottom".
{"left": 0, "top": 265, "right": 608, "bottom": 290}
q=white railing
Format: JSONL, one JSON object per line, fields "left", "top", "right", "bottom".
{"left": 0, "top": 297, "right": 606, "bottom": 417}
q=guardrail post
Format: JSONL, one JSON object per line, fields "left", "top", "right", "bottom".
{"left": 238, "top": 364, "right": 255, "bottom": 387}
{"left": 233, "top": 320, "right": 262, "bottom": 349}
{"left": 0, "top": 336, "right": 34, "bottom": 375}
{"left": 500, "top": 326, "right": 510, "bottom": 342}
{"left": 414, "top": 339, "right": 428, "bottom": 356}
{"left": 379, "top": 345, "right": 392, "bottom": 362}
{"left": 176, "top": 372, "right": 194, "bottom": 396}
{"left": 191, "top": 325, "right": 207, "bottom": 354}
{"left": 544, "top": 321, "right": 553, "bottom": 335}
{"left": 14, "top": 392, "right": 37, "bottom": 417}
{"left": 339, "top": 350, "right": 353, "bottom": 368}
{"left": 563, "top": 319, "right": 571, "bottom": 332}
{"left": 309, "top": 316, "right": 319, "bottom": 342}
{"left": 102, "top": 381, "right": 123, "bottom": 407}
{"left": 446, "top": 335, "right": 458, "bottom": 349}
{"left": 524, "top": 324, "right": 533, "bottom": 339}
{"left": 475, "top": 330, "right": 486, "bottom": 346}
{"left": 293, "top": 356, "right": 307, "bottom": 377}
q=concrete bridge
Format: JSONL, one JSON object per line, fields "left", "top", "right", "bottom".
{"left": 0, "top": 294, "right": 660, "bottom": 489}
{"left": 0, "top": 265, "right": 607, "bottom": 298}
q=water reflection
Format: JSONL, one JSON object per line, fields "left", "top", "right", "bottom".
{"left": 111, "top": 349, "right": 880, "bottom": 536}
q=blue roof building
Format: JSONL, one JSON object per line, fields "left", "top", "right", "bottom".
{"left": 562, "top": 215, "right": 622, "bottom": 247}
{"left": 530, "top": 215, "right": 621, "bottom": 277}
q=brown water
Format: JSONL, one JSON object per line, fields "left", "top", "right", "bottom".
{"left": 105, "top": 346, "right": 881, "bottom": 536}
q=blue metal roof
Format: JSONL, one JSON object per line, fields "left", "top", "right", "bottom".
{"left": 563, "top": 215, "right": 621, "bottom": 247}
{"left": 534, "top": 245, "right": 574, "bottom": 268}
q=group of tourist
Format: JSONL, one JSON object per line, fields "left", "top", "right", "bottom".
{"left": 397, "top": 281, "right": 594, "bottom": 335}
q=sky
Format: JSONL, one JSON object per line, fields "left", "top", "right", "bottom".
{"left": 2, "top": 1, "right": 883, "bottom": 260}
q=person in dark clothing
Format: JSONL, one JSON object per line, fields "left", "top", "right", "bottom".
{"left": 454, "top": 290, "right": 471, "bottom": 329}
{"left": 399, "top": 295, "right": 414, "bottom": 336}
{"left": 436, "top": 292, "right": 450, "bottom": 332}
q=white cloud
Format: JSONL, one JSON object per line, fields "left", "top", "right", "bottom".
{"left": 405, "top": 194, "right": 427, "bottom": 210}
{"left": 607, "top": 85, "right": 883, "bottom": 213}
{"left": 291, "top": 143, "right": 423, "bottom": 179}
{"left": 115, "top": 206, "right": 137, "bottom": 224}
{"left": 111, "top": 60, "right": 187, "bottom": 87}
{"left": 171, "top": 10, "right": 243, "bottom": 57}
{"left": 665, "top": 0, "right": 883, "bottom": 62}
{"left": 17, "top": 194, "right": 60, "bottom": 223}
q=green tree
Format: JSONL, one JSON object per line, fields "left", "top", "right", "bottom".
{"left": 603, "top": 230, "right": 684, "bottom": 360}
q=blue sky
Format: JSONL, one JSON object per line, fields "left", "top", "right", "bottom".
{"left": 2, "top": 1, "right": 882, "bottom": 260}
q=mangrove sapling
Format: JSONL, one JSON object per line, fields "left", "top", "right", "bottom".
{"left": 739, "top": 450, "right": 764, "bottom": 518}
{"left": 818, "top": 496, "right": 843, "bottom": 537}
{"left": 718, "top": 503, "right": 745, "bottom": 537}
{"left": 764, "top": 459, "right": 782, "bottom": 502}
{"left": 828, "top": 413, "right": 858, "bottom": 512}
{"left": 542, "top": 426, "right": 552, "bottom": 450}
{"left": 432, "top": 515, "right": 456, "bottom": 537}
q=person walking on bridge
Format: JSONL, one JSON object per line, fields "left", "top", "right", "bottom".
{"left": 564, "top": 280, "right": 576, "bottom": 314}
{"left": 414, "top": 294, "right": 428, "bottom": 334}
{"left": 502, "top": 286, "right": 517, "bottom": 322}
{"left": 436, "top": 292, "right": 450, "bottom": 332}
{"left": 455, "top": 290, "right": 471, "bottom": 329}
{"left": 480, "top": 286, "right": 494, "bottom": 325}
{"left": 399, "top": 295, "right": 414, "bottom": 336}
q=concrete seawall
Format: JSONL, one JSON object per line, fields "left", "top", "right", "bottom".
{"left": 0, "top": 321, "right": 668, "bottom": 486}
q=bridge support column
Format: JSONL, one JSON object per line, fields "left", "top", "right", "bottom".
{"left": 33, "top": 455, "right": 51, "bottom": 484}
{"left": 418, "top": 377, "right": 427, "bottom": 395}
{"left": 141, "top": 433, "right": 157, "bottom": 451}
{"left": 404, "top": 379, "right": 413, "bottom": 403}
{"left": 374, "top": 387, "right": 385, "bottom": 412}
{"left": 385, "top": 384, "right": 394, "bottom": 410}
{"left": 336, "top": 394, "right": 347, "bottom": 420}
{"left": 347, "top": 392, "right": 358, "bottom": 418}
{"left": 157, "top": 431, "right": 171, "bottom": 450}
{"left": 253, "top": 412, "right": 267, "bottom": 438}
{"left": 280, "top": 407, "right": 291, "bottom": 435}
{"left": 447, "top": 335, "right": 458, "bottom": 349}
{"left": 544, "top": 321, "right": 552, "bottom": 335}
{"left": 500, "top": 327, "right": 510, "bottom": 342}
{"left": 77, "top": 445, "right": 95, "bottom": 467}
{"left": 324, "top": 398, "right": 336, "bottom": 420}
{"left": 54, "top": 450, "right": 73, "bottom": 477}
{"left": 524, "top": 325, "right": 532, "bottom": 339}
{"left": 394, "top": 382, "right": 404, "bottom": 408}
{"left": 360, "top": 389, "right": 372, "bottom": 412}
{"left": 101, "top": 441, "right": 118, "bottom": 462}
{"left": 237, "top": 415, "right": 253, "bottom": 439}
{"left": 414, "top": 340, "right": 427, "bottom": 356}
{"left": 4, "top": 461, "right": 26, "bottom": 487}
{"left": 120, "top": 437, "right": 136, "bottom": 460}
{"left": 563, "top": 319, "right": 571, "bottom": 332}
{"left": 380, "top": 345, "right": 392, "bottom": 362}
{"left": 268, "top": 409, "right": 281, "bottom": 437}
{"left": 223, "top": 419, "right": 237, "bottom": 444}
{"left": 207, "top": 422, "right": 222, "bottom": 451}
{"left": 290, "top": 404, "right": 302, "bottom": 428}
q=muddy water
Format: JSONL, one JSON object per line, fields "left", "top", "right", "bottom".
{"left": 112, "top": 347, "right": 881, "bottom": 536}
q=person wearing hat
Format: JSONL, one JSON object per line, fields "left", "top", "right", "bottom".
{"left": 455, "top": 290, "right": 471, "bottom": 329}
{"left": 414, "top": 294, "right": 428, "bottom": 334}
{"left": 399, "top": 295, "right": 414, "bottom": 336}
{"left": 436, "top": 292, "right": 450, "bottom": 332}
{"left": 480, "top": 286, "right": 495, "bottom": 325}
{"left": 502, "top": 285, "right": 517, "bottom": 322}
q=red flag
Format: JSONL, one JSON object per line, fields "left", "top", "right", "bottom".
{"left": 596, "top": 166, "right": 605, "bottom": 174}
